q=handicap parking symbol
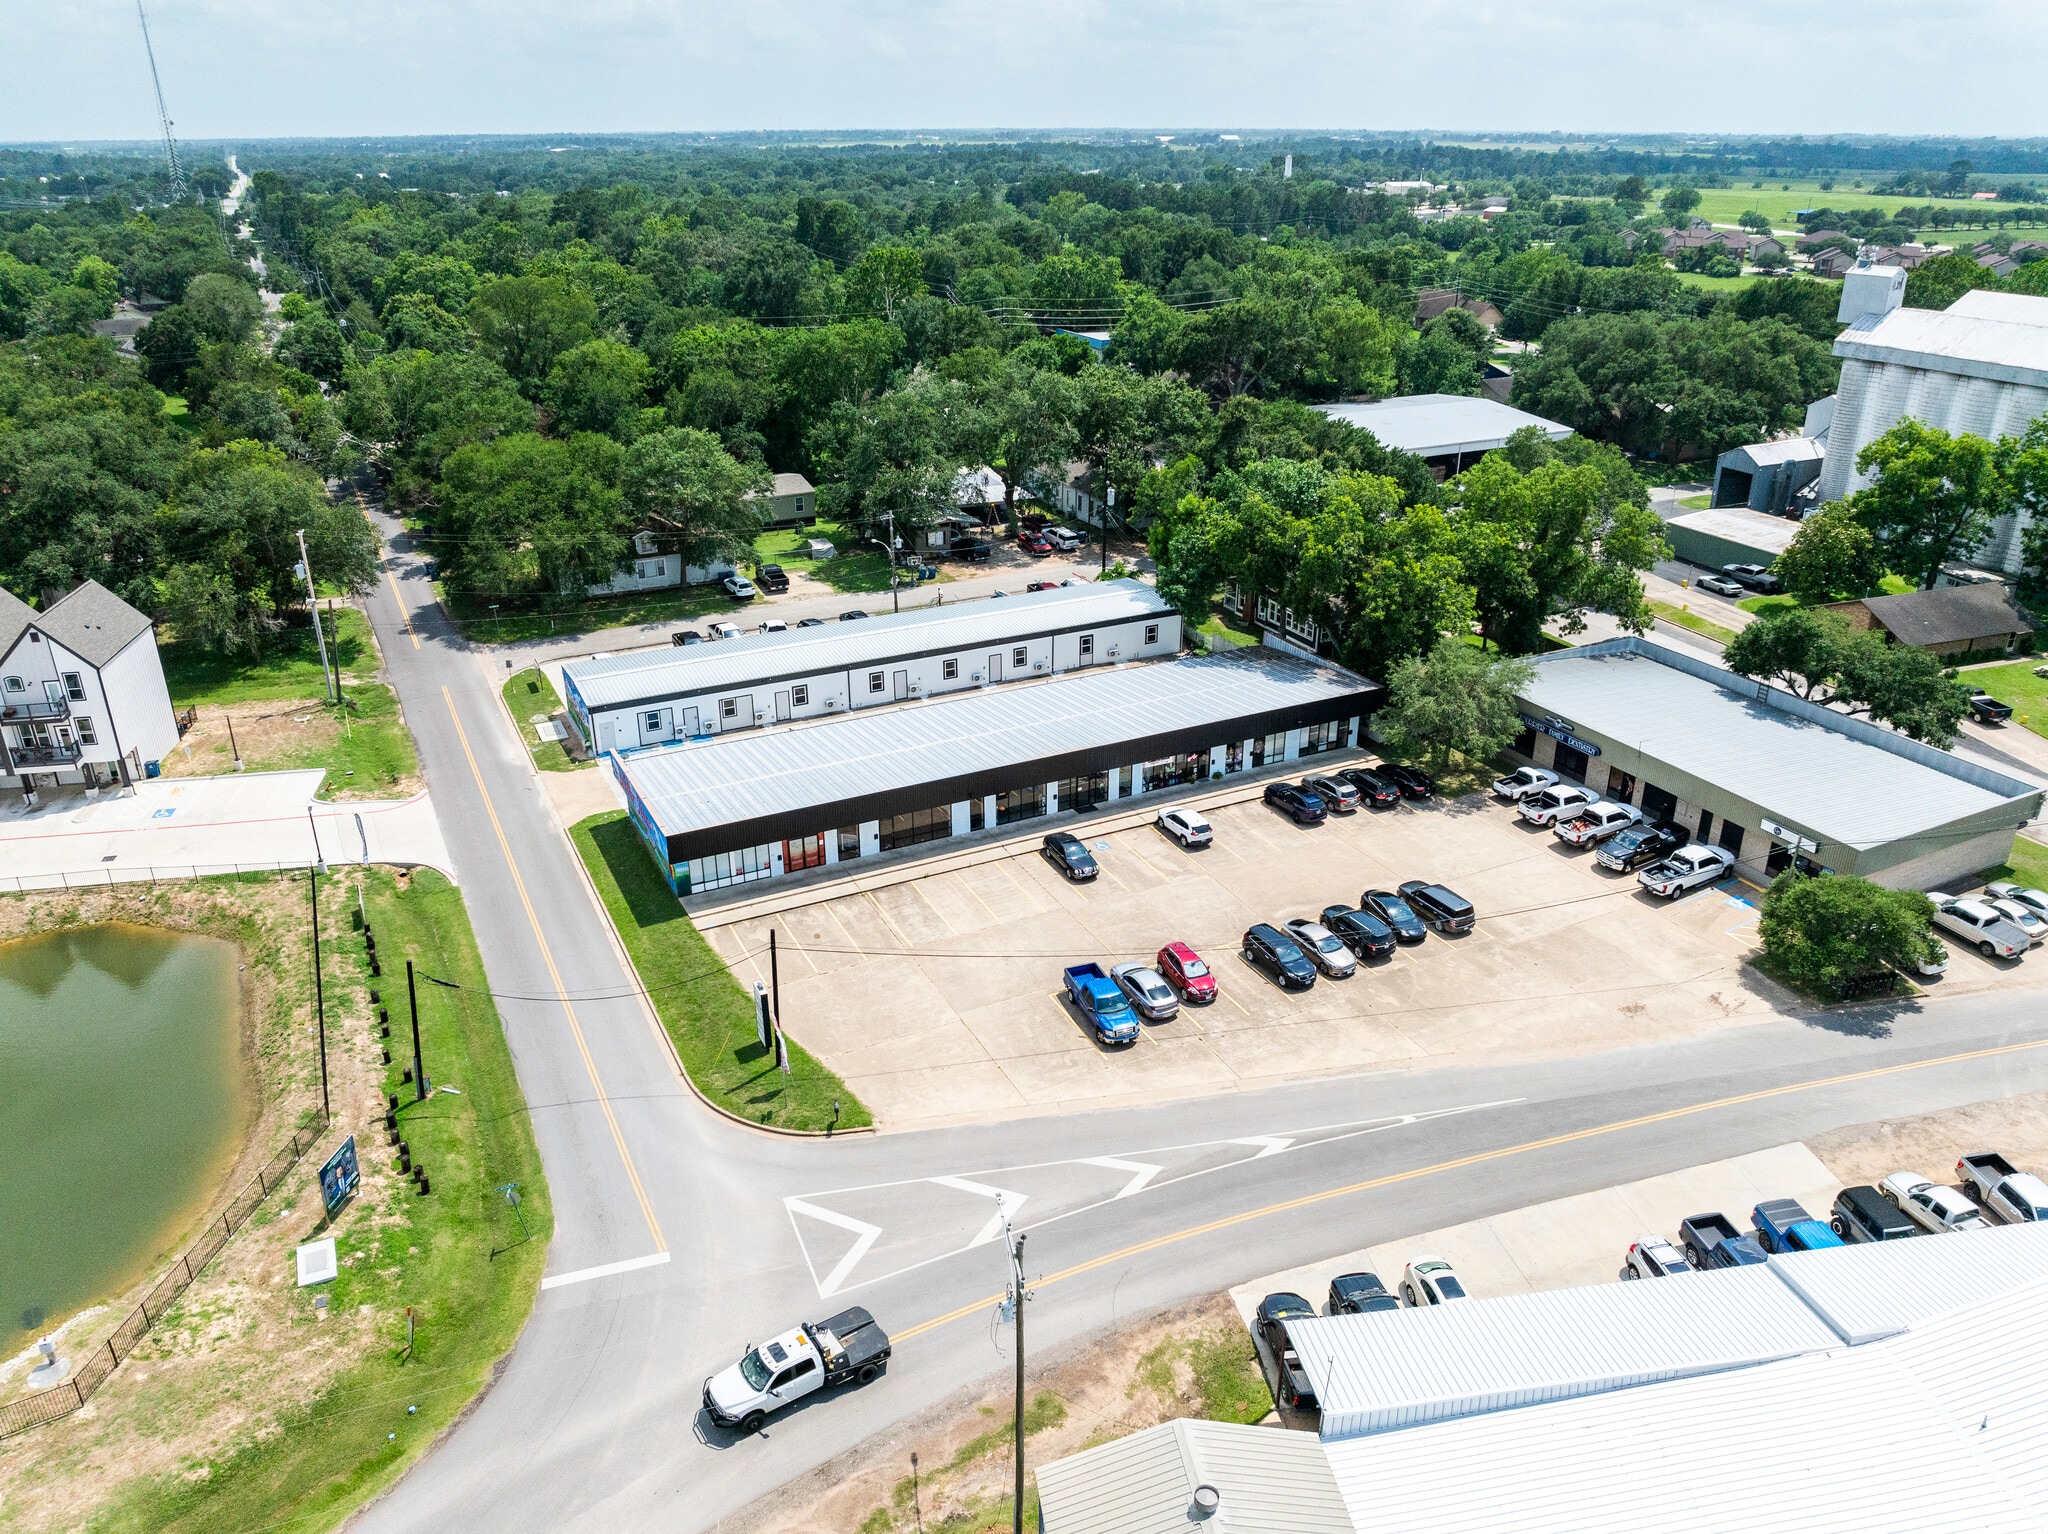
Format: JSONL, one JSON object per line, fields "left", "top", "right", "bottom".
{"left": 151, "top": 807, "right": 176, "bottom": 820}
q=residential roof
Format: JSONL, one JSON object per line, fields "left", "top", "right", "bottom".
{"left": 1663, "top": 506, "right": 1801, "bottom": 554}
{"left": 563, "top": 580, "right": 1173, "bottom": 712}
{"left": 769, "top": 472, "right": 813, "bottom": 497}
{"left": 1310, "top": 395, "right": 1573, "bottom": 458}
{"left": 1036, "top": 1418, "right": 1352, "bottom": 1534}
{"left": 1768, "top": 1218, "right": 2048, "bottom": 1344}
{"left": 616, "top": 650, "right": 1374, "bottom": 840}
{"left": 31, "top": 580, "right": 153, "bottom": 667}
{"left": 1517, "top": 638, "right": 2037, "bottom": 854}
{"left": 1854, "top": 583, "right": 2037, "bottom": 646}
{"left": 1834, "top": 287, "right": 2048, "bottom": 387}
{"left": 0, "top": 585, "right": 34, "bottom": 661}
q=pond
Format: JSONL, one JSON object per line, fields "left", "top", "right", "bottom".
{"left": 0, "top": 923, "right": 247, "bottom": 1355}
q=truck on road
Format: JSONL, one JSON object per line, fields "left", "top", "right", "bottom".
{"left": 1680, "top": 1211, "right": 1770, "bottom": 1270}
{"left": 702, "top": 1307, "right": 892, "bottom": 1434}
{"left": 1062, "top": 963, "right": 1141, "bottom": 1045}
{"left": 1956, "top": 1153, "right": 2048, "bottom": 1223}
{"left": 1751, "top": 1198, "right": 1844, "bottom": 1253}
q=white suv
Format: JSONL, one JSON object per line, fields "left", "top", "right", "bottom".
{"left": 1931, "top": 896, "right": 2031, "bottom": 959}
{"left": 1156, "top": 808, "right": 1212, "bottom": 848}
{"left": 1518, "top": 784, "right": 1598, "bottom": 826}
{"left": 1043, "top": 527, "right": 1084, "bottom": 551}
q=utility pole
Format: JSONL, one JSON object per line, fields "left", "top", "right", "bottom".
{"left": 1099, "top": 483, "right": 1114, "bottom": 574}
{"left": 995, "top": 1198, "right": 1030, "bottom": 1534}
{"left": 871, "top": 510, "right": 902, "bottom": 615}
{"left": 769, "top": 929, "right": 781, "bottom": 1027}
{"left": 297, "top": 529, "right": 337, "bottom": 704}
{"left": 134, "top": 0, "right": 185, "bottom": 200}
{"left": 406, "top": 959, "right": 426, "bottom": 1102}
{"left": 310, "top": 864, "right": 329, "bottom": 1118}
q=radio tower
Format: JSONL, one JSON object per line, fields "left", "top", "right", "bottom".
{"left": 136, "top": 0, "right": 186, "bottom": 200}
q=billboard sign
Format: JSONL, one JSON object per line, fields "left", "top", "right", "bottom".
{"left": 319, "top": 1136, "right": 360, "bottom": 1216}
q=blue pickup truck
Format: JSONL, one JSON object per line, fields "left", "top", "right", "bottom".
{"left": 1062, "top": 964, "right": 1141, "bottom": 1046}
{"left": 1751, "top": 1198, "right": 1845, "bottom": 1254}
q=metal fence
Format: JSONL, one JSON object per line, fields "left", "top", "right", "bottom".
{"left": 0, "top": 1108, "right": 332, "bottom": 1440}
{"left": 3, "top": 861, "right": 322, "bottom": 894}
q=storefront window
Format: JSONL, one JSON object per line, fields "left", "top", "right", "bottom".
{"left": 879, "top": 805, "right": 953, "bottom": 851}
{"left": 837, "top": 826, "right": 863, "bottom": 861}
{"left": 1058, "top": 771, "right": 1108, "bottom": 809}
{"left": 996, "top": 783, "right": 1047, "bottom": 824}
{"left": 1141, "top": 753, "right": 1206, "bottom": 791}
{"left": 1300, "top": 720, "right": 1344, "bottom": 757}
{"left": 1225, "top": 742, "right": 1245, "bottom": 774}
{"left": 685, "top": 844, "right": 775, "bottom": 893}
{"left": 783, "top": 833, "right": 826, "bottom": 872}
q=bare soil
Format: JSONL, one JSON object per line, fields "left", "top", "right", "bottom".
{"left": 1808, "top": 1090, "right": 2048, "bottom": 1190}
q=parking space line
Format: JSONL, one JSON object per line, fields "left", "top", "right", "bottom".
{"left": 999, "top": 861, "right": 1051, "bottom": 914}
{"left": 908, "top": 878, "right": 961, "bottom": 934}
{"left": 822, "top": 901, "right": 865, "bottom": 955}
{"left": 864, "top": 890, "right": 915, "bottom": 950}
{"left": 950, "top": 868, "right": 1001, "bottom": 925}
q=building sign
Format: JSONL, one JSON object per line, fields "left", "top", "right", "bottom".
{"left": 1760, "top": 818, "right": 1820, "bottom": 855}
{"left": 1519, "top": 713, "right": 1603, "bottom": 758}
{"left": 319, "top": 1136, "right": 360, "bottom": 1217}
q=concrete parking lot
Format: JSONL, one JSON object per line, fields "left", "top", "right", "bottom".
{"left": 700, "top": 765, "right": 1860, "bottom": 1128}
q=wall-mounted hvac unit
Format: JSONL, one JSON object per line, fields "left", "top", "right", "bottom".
{"left": 1106, "top": 646, "right": 1122, "bottom": 660}
{"left": 1032, "top": 659, "right": 1048, "bottom": 673}
{"left": 824, "top": 696, "right": 843, "bottom": 710}
{"left": 752, "top": 710, "right": 767, "bottom": 724}
{"left": 971, "top": 670, "right": 985, "bottom": 683}
{"left": 909, "top": 680, "right": 924, "bottom": 694}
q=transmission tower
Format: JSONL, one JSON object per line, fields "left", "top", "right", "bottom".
{"left": 135, "top": 0, "right": 185, "bottom": 200}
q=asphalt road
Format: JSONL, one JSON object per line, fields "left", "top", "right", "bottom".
{"left": 347, "top": 502, "right": 2048, "bottom": 1534}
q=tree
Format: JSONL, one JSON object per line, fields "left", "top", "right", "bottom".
{"left": 1738, "top": 210, "right": 1772, "bottom": 233}
{"left": 134, "top": 303, "right": 204, "bottom": 390}
{"left": 1905, "top": 252, "right": 1998, "bottom": 311}
{"left": 1660, "top": 186, "right": 1702, "bottom": 218}
{"left": 806, "top": 382, "right": 962, "bottom": 546}
{"left": 1371, "top": 638, "right": 1536, "bottom": 776}
{"left": 2002, "top": 417, "right": 2048, "bottom": 600}
{"left": 469, "top": 275, "right": 599, "bottom": 387}
{"left": 544, "top": 339, "right": 652, "bottom": 439}
{"left": 1722, "top": 606, "right": 1969, "bottom": 746}
{"left": 341, "top": 348, "right": 533, "bottom": 504}
{"left": 971, "top": 359, "right": 1079, "bottom": 519}
{"left": 181, "top": 273, "right": 264, "bottom": 346}
{"left": 275, "top": 308, "right": 348, "bottom": 383}
{"left": 1399, "top": 307, "right": 1491, "bottom": 396}
{"left": 437, "top": 432, "right": 629, "bottom": 599}
{"left": 1771, "top": 503, "right": 1885, "bottom": 602}
{"left": 27, "top": 285, "right": 112, "bottom": 338}
{"left": 1851, "top": 418, "right": 2006, "bottom": 590}
{"left": 844, "top": 246, "right": 927, "bottom": 324}
{"left": 620, "top": 427, "right": 771, "bottom": 569}
{"left": 1759, "top": 872, "right": 1937, "bottom": 999}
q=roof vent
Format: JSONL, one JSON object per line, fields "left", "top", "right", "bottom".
{"left": 1191, "top": 1483, "right": 1221, "bottom": 1519}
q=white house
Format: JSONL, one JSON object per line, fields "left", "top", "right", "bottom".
{"left": 0, "top": 581, "right": 180, "bottom": 798}
{"left": 587, "top": 532, "right": 741, "bottom": 596}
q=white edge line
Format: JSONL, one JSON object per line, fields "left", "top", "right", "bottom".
{"left": 541, "top": 1251, "right": 672, "bottom": 1291}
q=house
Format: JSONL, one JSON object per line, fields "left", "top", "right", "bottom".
{"left": 1828, "top": 583, "right": 2036, "bottom": 659}
{"left": 1808, "top": 248, "right": 1858, "bottom": 279}
{"left": 1413, "top": 289, "right": 1506, "bottom": 330}
{"left": 1797, "top": 229, "right": 1853, "bottom": 251}
{"left": 587, "top": 531, "right": 686, "bottom": 597}
{"left": 1972, "top": 243, "right": 2020, "bottom": 277}
{"left": 1, "top": 580, "right": 180, "bottom": 799}
{"left": 747, "top": 472, "right": 815, "bottom": 529}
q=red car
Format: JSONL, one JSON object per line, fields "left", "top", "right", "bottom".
{"left": 1156, "top": 942, "right": 1217, "bottom": 1004}
{"left": 1025, "top": 580, "right": 1060, "bottom": 592}
{"left": 1017, "top": 531, "right": 1053, "bottom": 556}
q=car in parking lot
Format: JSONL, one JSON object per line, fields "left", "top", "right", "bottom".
{"left": 1017, "top": 530, "right": 1053, "bottom": 556}
{"left": 1041, "top": 831, "right": 1098, "bottom": 881}
{"left": 1879, "top": 1172, "right": 1991, "bottom": 1233}
{"left": 1377, "top": 763, "right": 1434, "bottom": 799}
{"left": 1156, "top": 808, "right": 1212, "bottom": 848}
{"left": 1155, "top": 942, "right": 1217, "bottom": 1004}
{"left": 1519, "top": 784, "right": 1598, "bottom": 827}
{"left": 1242, "top": 924, "right": 1317, "bottom": 989}
{"left": 1986, "top": 882, "right": 2048, "bottom": 920}
{"left": 1282, "top": 919, "right": 1358, "bottom": 978}
{"left": 1637, "top": 844, "right": 1735, "bottom": 898}
{"left": 1930, "top": 895, "right": 2031, "bottom": 958}
{"left": 1553, "top": 801, "right": 1643, "bottom": 847}
{"left": 755, "top": 563, "right": 790, "bottom": 593}
{"left": 671, "top": 628, "right": 705, "bottom": 646}
{"left": 1327, "top": 1272, "right": 1400, "bottom": 1315}
{"left": 1751, "top": 1198, "right": 1844, "bottom": 1254}
{"left": 1397, "top": 880, "right": 1476, "bottom": 935}
{"left": 1339, "top": 766, "right": 1404, "bottom": 807}
{"left": 1302, "top": 774, "right": 1361, "bottom": 812}
{"left": 1695, "top": 574, "right": 1747, "bottom": 598}
{"left": 1832, "top": 1184, "right": 1922, "bottom": 1243}
{"left": 708, "top": 620, "right": 744, "bottom": 641}
{"left": 1619, "top": 1237, "right": 1691, "bottom": 1280}
{"left": 759, "top": 618, "right": 788, "bottom": 634}
{"left": 1044, "top": 526, "right": 1084, "bottom": 551}
{"left": 1319, "top": 905, "right": 1398, "bottom": 961}
{"left": 1110, "top": 962, "right": 1180, "bottom": 1021}
{"left": 1967, "top": 688, "right": 2013, "bottom": 724}
{"left": 1253, "top": 1293, "right": 1320, "bottom": 1410}
{"left": 722, "top": 573, "right": 757, "bottom": 601}
{"left": 796, "top": 617, "right": 826, "bottom": 628}
{"left": 1492, "top": 766, "right": 1560, "bottom": 802}
{"left": 1985, "top": 897, "right": 2048, "bottom": 946}
{"left": 1679, "top": 1212, "right": 1770, "bottom": 1270}
{"left": 1401, "top": 1257, "right": 1468, "bottom": 1306}
{"left": 1596, "top": 821, "right": 1686, "bottom": 872}
{"left": 1024, "top": 580, "right": 1060, "bottom": 592}
{"left": 1359, "top": 889, "right": 1427, "bottom": 944}
{"left": 1263, "top": 782, "right": 1327, "bottom": 825}
{"left": 839, "top": 609, "right": 869, "bottom": 621}
{"left": 1721, "top": 562, "right": 1783, "bottom": 594}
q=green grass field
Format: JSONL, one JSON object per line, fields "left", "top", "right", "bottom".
{"left": 753, "top": 520, "right": 909, "bottom": 594}
{"left": 1649, "top": 600, "right": 1738, "bottom": 645}
{"left": 501, "top": 666, "right": 589, "bottom": 772}
{"left": 1990, "top": 835, "right": 2048, "bottom": 893}
{"left": 1674, "top": 271, "right": 1764, "bottom": 294}
{"left": 1736, "top": 574, "right": 1914, "bottom": 616}
{"left": 1687, "top": 181, "right": 1991, "bottom": 230}
{"left": 1962, "top": 659, "right": 2048, "bottom": 740}
{"left": 571, "top": 812, "right": 871, "bottom": 1132}
{"left": 444, "top": 583, "right": 733, "bottom": 645}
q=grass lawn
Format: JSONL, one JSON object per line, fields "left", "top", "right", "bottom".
{"left": 1963, "top": 659, "right": 2048, "bottom": 739}
{"left": 501, "top": 665, "right": 589, "bottom": 773}
{"left": 1677, "top": 493, "right": 1712, "bottom": 510}
{"left": 1737, "top": 574, "right": 1914, "bottom": 616}
{"left": 1674, "top": 271, "right": 1763, "bottom": 294}
{"left": 570, "top": 812, "right": 871, "bottom": 1132}
{"left": 1198, "top": 610, "right": 1258, "bottom": 649}
{"left": 1988, "top": 834, "right": 2048, "bottom": 893}
{"left": 1688, "top": 181, "right": 1990, "bottom": 229}
{"left": 444, "top": 584, "right": 732, "bottom": 646}
{"left": 753, "top": 520, "right": 917, "bottom": 594}
{"left": 94, "top": 867, "right": 550, "bottom": 1534}
{"left": 1649, "top": 600, "right": 1738, "bottom": 645}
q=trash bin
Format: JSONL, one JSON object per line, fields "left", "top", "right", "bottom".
{"left": 144, "top": 760, "right": 161, "bottom": 778}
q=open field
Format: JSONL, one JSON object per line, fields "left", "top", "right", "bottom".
{"left": 1965, "top": 659, "right": 2048, "bottom": 741}
{"left": 1688, "top": 181, "right": 1997, "bottom": 228}
{"left": 500, "top": 665, "right": 587, "bottom": 773}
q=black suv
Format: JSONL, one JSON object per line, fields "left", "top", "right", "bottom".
{"left": 670, "top": 629, "right": 704, "bottom": 646}
{"left": 1832, "top": 1184, "right": 1921, "bottom": 1243}
{"left": 1377, "top": 764, "right": 1435, "bottom": 800}
{"left": 755, "top": 563, "right": 790, "bottom": 594}
{"left": 1596, "top": 821, "right": 1685, "bottom": 873}
{"left": 1339, "top": 766, "right": 1403, "bottom": 807}
{"left": 1319, "top": 905, "right": 1398, "bottom": 961}
{"left": 1041, "top": 832, "right": 1098, "bottom": 881}
{"left": 1253, "top": 1292, "right": 1320, "bottom": 1410}
{"left": 948, "top": 537, "right": 992, "bottom": 562}
{"left": 1359, "top": 889, "right": 1427, "bottom": 944}
{"left": 1242, "top": 924, "right": 1317, "bottom": 989}
{"left": 1263, "top": 782, "right": 1327, "bottom": 825}
{"left": 1398, "top": 880, "right": 1475, "bottom": 935}
{"left": 1327, "top": 1271, "right": 1400, "bottom": 1315}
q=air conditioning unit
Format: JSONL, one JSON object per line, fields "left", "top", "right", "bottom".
{"left": 1106, "top": 646, "right": 1122, "bottom": 660}
{"left": 909, "top": 680, "right": 924, "bottom": 694}
{"left": 752, "top": 710, "right": 767, "bottom": 724}
{"left": 824, "top": 696, "right": 843, "bottom": 710}
{"left": 971, "top": 670, "right": 985, "bottom": 683}
{"left": 1033, "top": 659, "right": 1048, "bottom": 673}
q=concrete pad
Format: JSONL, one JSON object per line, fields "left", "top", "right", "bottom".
{"left": 539, "top": 760, "right": 621, "bottom": 826}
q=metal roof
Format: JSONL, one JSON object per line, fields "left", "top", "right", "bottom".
{"left": 1664, "top": 506, "right": 1801, "bottom": 554}
{"left": 1519, "top": 639, "right": 2038, "bottom": 852}
{"left": 1835, "top": 289, "right": 2048, "bottom": 387}
{"left": 1309, "top": 394, "right": 1573, "bottom": 457}
{"left": 1767, "top": 1218, "right": 2048, "bottom": 1345}
{"left": 1290, "top": 1263, "right": 1839, "bottom": 1440}
{"left": 563, "top": 580, "right": 1171, "bottom": 711}
{"left": 1724, "top": 436, "right": 1826, "bottom": 468}
{"left": 617, "top": 650, "right": 1372, "bottom": 840}
{"left": 1036, "top": 1418, "right": 1353, "bottom": 1534}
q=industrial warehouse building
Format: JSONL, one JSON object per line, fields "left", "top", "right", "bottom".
{"left": 1661, "top": 504, "right": 1800, "bottom": 574}
{"left": 1310, "top": 394, "right": 1573, "bottom": 477}
{"left": 610, "top": 649, "right": 1382, "bottom": 895}
{"left": 563, "top": 581, "right": 1180, "bottom": 754}
{"left": 1504, "top": 637, "right": 2040, "bottom": 888}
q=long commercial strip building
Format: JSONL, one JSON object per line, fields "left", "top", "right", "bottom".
{"left": 612, "top": 648, "right": 1383, "bottom": 896}
{"left": 563, "top": 580, "right": 1180, "bottom": 753}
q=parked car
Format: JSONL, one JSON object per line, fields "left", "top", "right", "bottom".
{"left": 1397, "top": 880, "right": 1476, "bottom": 935}
{"left": 1359, "top": 889, "right": 1427, "bottom": 944}
{"left": 1596, "top": 821, "right": 1686, "bottom": 873}
{"left": 1619, "top": 1238, "right": 1691, "bottom": 1280}
{"left": 1751, "top": 1198, "right": 1844, "bottom": 1254}
{"left": 796, "top": 617, "right": 826, "bottom": 628}
{"left": 1679, "top": 1212, "right": 1770, "bottom": 1270}
{"left": 1637, "top": 844, "right": 1736, "bottom": 898}
{"left": 1955, "top": 1153, "right": 2048, "bottom": 1224}
{"left": 1721, "top": 562, "right": 1783, "bottom": 594}
{"left": 1253, "top": 1293, "right": 1320, "bottom": 1410}
{"left": 1263, "top": 782, "right": 1327, "bottom": 825}
{"left": 1327, "top": 1272, "right": 1400, "bottom": 1315}
{"left": 1242, "top": 923, "right": 1317, "bottom": 990}
{"left": 722, "top": 573, "right": 757, "bottom": 601}
{"left": 1282, "top": 919, "right": 1359, "bottom": 978}
{"left": 1879, "top": 1172, "right": 1991, "bottom": 1233}
{"left": 708, "top": 620, "right": 744, "bottom": 641}
{"left": 1110, "top": 962, "right": 1180, "bottom": 1022}
{"left": 671, "top": 628, "right": 705, "bottom": 646}
{"left": 1044, "top": 526, "right": 1084, "bottom": 551}
{"left": 755, "top": 563, "right": 790, "bottom": 594}
{"left": 1041, "top": 831, "right": 1098, "bottom": 881}
{"left": 1967, "top": 688, "right": 2014, "bottom": 724}
{"left": 947, "top": 537, "right": 992, "bottom": 562}
{"left": 1318, "top": 905, "right": 1399, "bottom": 961}
{"left": 1917, "top": 941, "right": 1949, "bottom": 978}
{"left": 1400, "top": 1257, "right": 1467, "bottom": 1306}
{"left": 1554, "top": 801, "right": 1643, "bottom": 847}
{"left": 1024, "top": 580, "right": 1060, "bottom": 592}
{"left": 1339, "top": 766, "right": 1404, "bottom": 807}
{"left": 759, "top": 618, "right": 788, "bottom": 634}
{"left": 1986, "top": 897, "right": 2048, "bottom": 946}
{"left": 1060, "top": 963, "right": 1140, "bottom": 1046}
{"left": 1017, "top": 530, "right": 1053, "bottom": 556}
{"left": 1695, "top": 574, "right": 1747, "bottom": 598}
{"left": 1986, "top": 882, "right": 2048, "bottom": 920}
{"left": 1832, "top": 1184, "right": 1922, "bottom": 1243}
{"left": 1302, "top": 774, "right": 1361, "bottom": 812}
{"left": 1491, "top": 766, "right": 1559, "bottom": 802}
{"left": 1156, "top": 808, "right": 1212, "bottom": 848}
{"left": 1377, "top": 764, "right": 1435, "bottom": 800}
{"left": 1155, "top": 942, "right": 1217, "bottom": 1004}
{"left": 1519, "top": 784, "right": 1598, "bottom": 827}
{"left": 839, "top": 610, "right": 870, "bottom": 621}
{"left": 1931, "top": 895, "right": 2031, "bottom": 959}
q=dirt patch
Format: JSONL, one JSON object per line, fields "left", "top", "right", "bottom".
{"left": 158, "top": 697, "right": 337, "bottom": 780}
{"left": 1807, "top": 1091, "right": 2048, "bottom": 1190}
{"left": 735, "top": 1291, "right": 1277, "bottom": 1534}
{"left": 0, "top": 875, "right": 390, "bottom": 1532}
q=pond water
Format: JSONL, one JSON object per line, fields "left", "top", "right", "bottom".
{"left": 0, "top": 923, "right": 246, "bottom": 1354}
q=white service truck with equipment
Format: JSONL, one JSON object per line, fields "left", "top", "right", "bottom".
{"left": 702, "top": 1306, "right": 892, "bottom": 1433}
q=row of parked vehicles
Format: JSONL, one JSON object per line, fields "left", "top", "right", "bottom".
{"left": 1255, "top": 1257, "right": 1469, "bottom": 1409}
{"left": 1492, "top": 766, "right": 1740, "bottom": 898}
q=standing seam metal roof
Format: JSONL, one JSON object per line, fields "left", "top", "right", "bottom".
{"left": 1664, "top": 506, "right": 1800, "bottom": 554}
{"left": 1309, "top": 394, "right": 1573, "bottom": 457}
{"left": 1834, "top": 291, "right": 2048, "bottom": 387}
{"left": 1766, "top": 1217, "right": 2048, "bottom": 1345}
{"left": 1034, "top": 1418, "right": 1354, "bottom": 1534}
{"left": 563, "top": 580, "right": 1173, "bottom": 711}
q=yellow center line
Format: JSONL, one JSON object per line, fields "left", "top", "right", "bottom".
{"left": 441, "top": 687, "right": 666, "bottom": 1252}
{"left": 890, "top": 1033, "right": 2048, "bottom": 1344}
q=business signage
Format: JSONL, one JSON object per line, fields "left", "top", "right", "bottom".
{"left": 1760, "top": 818, "right": 1820, "bottom": 855}
{"left": 319, "top": 1136, "right": 360, "bottom": 1216}
{"left": 1519, "top": 713, "right": 1603, "bottom": 758}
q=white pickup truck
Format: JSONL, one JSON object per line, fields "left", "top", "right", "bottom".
{"left": 1956, "top": 1153, "right": 2048, "bottom": 1223}
{"left": 1554, "top": 801, "right": 1642, "bottom": 847}
{"left": 1518, "top": 784, "right": 1598, "bottom": 827}
{"left": 702, "top": 1306, "right": 892, "bottom": 1434}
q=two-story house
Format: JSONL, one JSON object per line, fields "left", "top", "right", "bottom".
{"left": 0, "top": 581, "right": 180, "bottom": 799}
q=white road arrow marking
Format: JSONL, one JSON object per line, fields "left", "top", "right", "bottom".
{"left": 1079, "top": 1155, "right": 1165, "bottom": 1199}
{"left": 929, "top": 1175, "right": 1027, "bottom": 1246}
{"left": 784, "top": 1198, "right": 884, "bottom": 1298}
{"left": 1229, "top": 1136, "right": 1295, "bottom": 1159}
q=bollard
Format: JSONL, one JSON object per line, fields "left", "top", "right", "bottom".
{"left": 378, "top": 1008, "right": 388, "bottom": 1025}
{"left": 416, "top": 1171, "right": 431, "bottom": 1196}
{"left": 370, "top": 959, "right": 380, "bottom": 977}
{"left": 400, "top": 1067, "right": 412, "bottom": 1084}
{"left": 385, "top": 1110, "right": 397, "bottom": 1130}
{"left": 370, "top": 990, "right": 381, "bottom": 1005}
{"left": 388, "top": 1093, "right": 400, "bottom": 1113}
{"left": 381, "top": 1048, "right": 391, "bottom": 1065}
{"left": 380, "top": 1023, "right": 390, "bottom": 1038}
{"left": 399, "top": 1151, "right": 411, "bottom": 1173}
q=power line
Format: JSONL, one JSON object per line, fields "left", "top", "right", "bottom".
{"left": 134, "top": 0, "right": 184, "bottom": 201}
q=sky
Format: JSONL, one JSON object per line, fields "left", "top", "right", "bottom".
{"left": 4, "top": 0, "right": 2047, "bottom": 144}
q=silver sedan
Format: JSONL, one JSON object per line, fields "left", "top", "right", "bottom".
{"left": 1283, "top": 919, "right": 1358, "bottom": 978}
